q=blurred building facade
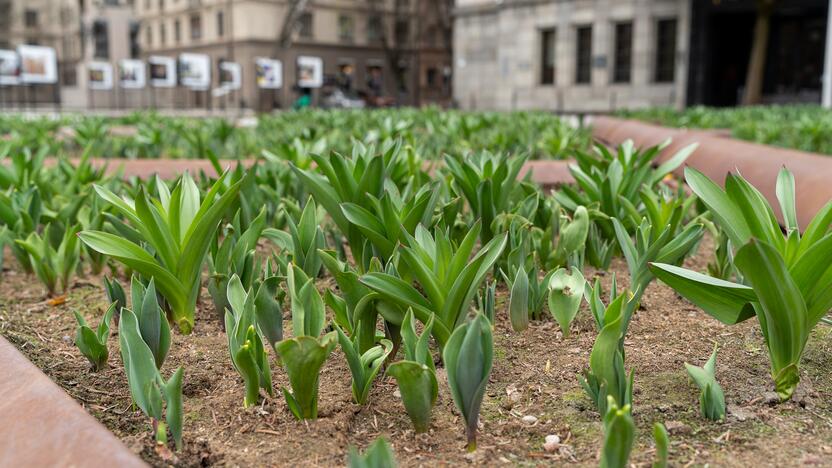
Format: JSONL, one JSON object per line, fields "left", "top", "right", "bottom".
{"left": 454, "top": 0, "right": 829, "bottom": 112}
{"left": 131, "top": 0, "right": 453, "bottom": 110}
{"left": 0, "top": 0, "right": 84, "bottom": 104}
{"left": 0, "top": 0, "right": 452, "bottom": 110}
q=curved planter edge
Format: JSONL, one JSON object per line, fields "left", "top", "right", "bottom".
{"left": 0, "top": 336, "right": 146, "bottom": 467}
{"left": 592, "top": 116, "right": 832, "bottom": 228}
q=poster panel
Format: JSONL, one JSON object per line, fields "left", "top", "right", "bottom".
{"left": 255, "top": 58, "right": 282, "bottom": 89}
{"left": 219, "top": 61, "right": 241, "bottom": 89}
{"left": 297, "top": 56, "right": 323, "bottom": 88}
{"left": 149, "top": 56, "right": 176, "bottom": 87}
{"left": 0, "top": 50, "right": 20, "bottom": 85}
{"left": 179, "top": 53, "right": 211, "bottom": 90}
{"left": 18, "top": 45, "right": 58, "bottom": 84}
{"left": 119, "top": 59, "right": 146, "bottom": 89}
{"left": 88, "top": 61, "right": 113, "bottom": 90}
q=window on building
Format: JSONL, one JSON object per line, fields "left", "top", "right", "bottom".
{"left": 217, "top": 10, "right": 224, "bottom": 37}
{"left": 575, "top": 25, "right": 592, "bottom": 84}
{"left": 129, "top": 21, "right": 140, "bottom": 58}
{"left": 174, "top": 19, "right": 181, "bottom": 43}
{"left": 426, "top": 67, "right": 437, "bottom": 88}
{"left": 145, "top": 25, "right": 152, "bottom": 48}
{"left": 654, "top": 18, "right": 677, "bottom": 83}
{"left": 190, "top": 13, "right": 201, "bottom": 40}
{"left": 338, "top": 14, "right": 354, "bottom": 42}
{"left": 24, "top": 9, "right": 38, "bottom": 28}
{"left": 0, "top": 2, "right": 10, "bottom": 30}
{"left": 613, "top": 22, "right": 632, "bottom": 83}
{"left": 60, "top": 6, "right": 74, "bottom": 26}
{"left": 395, "top": 19, "right": 409, "bottom": 45}
{"left": 158, "top": 0, "right": 164, "bottom": 10}
{"left": 298, "top": 12, "right": 313, "bottom": 38}
{"left": 159, "top": 22, "right": 166, "bottom": 46}
{"left": 540, "top": 28, "right": 555, "bottom": 85}
{"left": 367, "top": 15, "right": 382, "bottom": 42}
{"left": 92, "top": 20, "right": 109, "bottom": 59}
{"left": 62, "top": 67, "right": 77, "bottom": 86}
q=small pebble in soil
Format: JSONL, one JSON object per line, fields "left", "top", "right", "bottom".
{"left": 727, "top": 405, "right": 757, "bottom": 422}
{"left": 543, "top": 434, "right": 560, "bottom": 452}
{"left": 393, "top": 389, "right": 401, "bottom": 399}
{"left": 763, "top": 392, "right": 781, "bottom": 405}
{"left": 502, "top": 385, "right": 522, "bottom": 409}
{"left": 801, "top": 454, "right": 823, "bottom": 465}
{"left": 521, "top": 415, "right": 538, "bottom": 425}
{"left": 665, "top": 420, "right": 692, "bottom": 435}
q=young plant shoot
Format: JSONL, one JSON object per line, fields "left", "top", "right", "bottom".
{"left": 119, "top": 309, "right": 184, "bottom": 450}
{"left": 224, "top": 275, "right": 274, "bottom": 408}
{"left": 73, "top": 303, "right": 116, "bottom": 372}
{"left": 684, "top": 344, "right": 726, "bottom": 421}
{"left": 443, "top": 312, "right": 493, "bottom": 452}
{"left": 386, "top": 310, "right": 438, "bottom": 433}
{"left": 600, "top": 396, "right": 635, "bottom": 468}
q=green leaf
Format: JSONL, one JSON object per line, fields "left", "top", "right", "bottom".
{"left": 775, "top": 168, "right": 798, "bottom": 233}
{"left": 547, "top": 267, "right": 585, "bottom": 337}
{"left": 508, "top": 267, "right": 530, "bottom": 332}
{"left": 443, "top": 313, "right": 492, "bottom": 452}
{"left": 684, "top": 167, "right": 751, "bottom": 247}
{"left": 649, "top": 263, "right": 757, "bottom": 325}
{"left": 119, "top": 309, "right": 163, "bottom": 419}
{"left": 275, "top": 333, "right": 338, "bottom": 420}
{"left": 386, "top": 361, "right": 438, "bottom": 433}
{"left": 652, "top": 423, "right": 669, "bottom": 468}
{"left": 347, "top": 437, "right": 398, "bottom": 468}
{"left": 734, "top": 240, "right": 808, "bottom": 401}
{"left": 600, "top": 397, "right": 635, "bottom": 468}
{"left": 162, "top": 366, "right": 185, "bottom": 450}
{"left": 684, "top": 344, "right": 726, "bottom": 421}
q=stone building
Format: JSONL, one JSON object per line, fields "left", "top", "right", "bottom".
{"left": 453, "top": 0, "right": 829, "bottom": 111}
{"left": 134, "top": 0, "right": 453, "bottom": 111}
{"left": 453, "top": 0, "right": 690, "bottom": 112}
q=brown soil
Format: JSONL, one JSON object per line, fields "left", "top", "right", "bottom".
{"left": 2, "top": 239, "right": 832, "bottom": 467}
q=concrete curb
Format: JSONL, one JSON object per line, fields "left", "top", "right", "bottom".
{"left": 592, "top": 116, "right": 832, "bottom": 228}
{"left": 0, "top": 336, "right": 146, "bottom": 467}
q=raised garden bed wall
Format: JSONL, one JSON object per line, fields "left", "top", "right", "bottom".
{"left": 592, "top": 116, "right": 832, "bottom": 229}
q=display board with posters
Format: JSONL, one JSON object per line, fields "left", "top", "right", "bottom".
{"left": 119, "top": 59, "right": 146, "bottom": 89}
{"left": 88, "top": 61, "right": 113, "bottom": 90}
{"left": 0, "top": 49, "right": 20, "bottom": 85}
{"left": 296, "top": 56, "right": 323, "bottom": 88}
{"left": 148, "top": 56, "right": 176, "bottom": 88}
{"left": 255, "top": 58, "right": 282, "bottom": 89}
{"left": 218, "top": 61, "right": 241, "bottom": 90}
{"left": 179, "top": 53, "right": 211, "bottom": 90}
{"left": 18, "top": 45, "right": 57, "bottom": 84}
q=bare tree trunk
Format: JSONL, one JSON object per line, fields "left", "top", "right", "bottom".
{"left": 277, "top": 0, "right": 309, "bottom": 49}
{"left": 742, "top": 0, "right": 775, "bottom": 105}
{"left": 367, "top": 0, "right": 407, "bottom": 104}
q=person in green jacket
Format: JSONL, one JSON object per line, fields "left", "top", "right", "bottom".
{"left": 293, "top": 87, "right": 312, "bottom": 109}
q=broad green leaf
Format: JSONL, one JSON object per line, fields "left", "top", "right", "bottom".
{"left": 649, "top": 262, "right": 756, "bottom": 325}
